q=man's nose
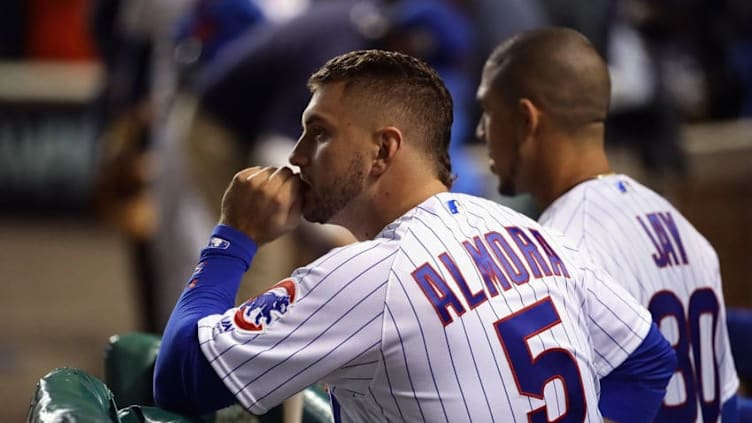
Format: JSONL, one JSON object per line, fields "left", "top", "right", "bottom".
{"left": 475, "top": 118, "right": 486, "bottom": 142}
{"left": 289, "top": 137, "right": 308, "bottom": 167}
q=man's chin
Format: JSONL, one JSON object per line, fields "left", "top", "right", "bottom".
{"left": 301, "top": 202, "right": 331, "bottom": 224}
{"left": 301, "top": 204, "right": 321, "bottom": 224}
{"left": 497, "top": 183, "right": 517, "bottom": 197}
{"left": 299, "top": 189, "right": 320, "bottom": 222}
{"left": 302, "top": 214, "right": 327, "bottom": 224}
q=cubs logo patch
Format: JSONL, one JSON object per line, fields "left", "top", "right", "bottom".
{"left": 234, "top": 279, "right": 297, "bottom": 332}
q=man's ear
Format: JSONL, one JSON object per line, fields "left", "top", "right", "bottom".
{"left": 371, "top": 126, "right": 402, "bottom": 177}
{"left": 518, "top": 98, "right": 540, "bottom": 142}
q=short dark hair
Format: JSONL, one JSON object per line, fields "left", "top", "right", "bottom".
{"left": 487, "top": 28, "right": 611, "bottom": 133}
{"left": 308, "top": 49, "right": 455, "bottom": 188}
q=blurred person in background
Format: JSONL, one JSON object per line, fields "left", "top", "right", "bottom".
{"left": 536, "top": 0, "right": 686, "bottom": 176}
{"left": 149, "top": 0, "right": 270, "bottom": 335}
{"left": 604, "top": 0, "right": 688, "bottom": 176}
{"left": 90, "top": 2, "right": 309, "bottom": 421}
{"left": 624, "top": 0, "right": 749, "bottom": 120}
{"left": 537, "top": 0, "right": 752, "bottom": 175}
{"left": 89, "top": 0, "right": 198, "bottom": 334}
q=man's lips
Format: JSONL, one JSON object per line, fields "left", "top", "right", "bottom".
{"left": 298, "top": 176, "right": 313, "bottom": 198}
{"left": 297, "top": 171, "right": 311, "bottom": 185}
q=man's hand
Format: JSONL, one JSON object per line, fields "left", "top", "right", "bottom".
{"left": 219, "top": 166, "right": 302, "bottom": 245}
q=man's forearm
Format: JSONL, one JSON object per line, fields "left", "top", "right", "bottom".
{"left": 153, "top": 225, "right": 256, "bottom": 414}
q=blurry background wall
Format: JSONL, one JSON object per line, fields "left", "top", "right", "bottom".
{"left": 0, "top": 0, "right": 750, "bottom": 421}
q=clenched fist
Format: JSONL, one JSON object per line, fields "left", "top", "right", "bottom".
{"left": 219, "top": 166, "right": 302, "bottom": 245}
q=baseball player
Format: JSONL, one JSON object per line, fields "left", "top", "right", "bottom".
{"left": 475, "top": 27, "right": 740, "bottom": 422}
{"left": 154, "top": 49, "right": 676, "bottom": 422}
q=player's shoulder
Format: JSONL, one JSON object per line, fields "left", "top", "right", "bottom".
{"left": 603, "top": 174, "right": 689, "bottom": 214}
{"left": 442, "top": 193, "right": 586, "bottom": 261}
{"left": 612, "top": 175, "right": 707, "bottom": 236}
{"left": 430, "top": 192, "right": 541, "bottom": 226}
{"left": 289, "top": 229, "right": 402, "bottom": 289}
{"left": 542, "top": 174, "right": 673, "bottom": 224}
{"left": 309, "top": 236, "right": 399, "bottom": 269}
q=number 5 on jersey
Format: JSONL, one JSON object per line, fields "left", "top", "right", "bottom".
{"left": 495, "top": 297, "right": 587, "bottom": 422}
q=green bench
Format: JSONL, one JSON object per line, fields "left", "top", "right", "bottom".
{"left": 27, "top": 332, "right": 333, "bottom": 423}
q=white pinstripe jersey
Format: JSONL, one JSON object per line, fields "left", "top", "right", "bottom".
{"left": 539, "top": 174, "right": 739, "bottom": 423}
{"left": 198, "top": 192, "right": 652, "bottom": 422}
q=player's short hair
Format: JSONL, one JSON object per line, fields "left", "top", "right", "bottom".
{"left": 487, "top": 28, "right": 611, "bottom": 134}
{"left": 308, "top": 49, "right": 455, "bottom": 188}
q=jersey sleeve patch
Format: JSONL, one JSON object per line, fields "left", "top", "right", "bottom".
{"left": 232, "top": 278, "right": 298, "bottom": 332}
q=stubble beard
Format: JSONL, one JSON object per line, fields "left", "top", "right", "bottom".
{"left": 497, "top": 180, "right": 517, "bottom": 197}
{"left": 496, "top": 168, "right": 518, "bottom": 196}
{"left": 496, "top": 158, "right": 520, "bottom": 197}
{"left": 303, "top": 155, "right": 367, "bottom": 224}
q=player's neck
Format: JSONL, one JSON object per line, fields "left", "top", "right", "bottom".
{"left": 351, "top": 175, "right": 447, "bottom": 241}
{"left": 538, "top": 144, "right": 612, "bottom": 211}
{"left": 556, "top": 169, "right": 613, "bottom": 204}
{"left": 562, "top": 169, "right": 614, "bottom": 193}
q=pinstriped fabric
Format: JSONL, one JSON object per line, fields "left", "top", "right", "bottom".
{"left": 539, "top": 174, "right": 740, "bottom": 421}
{"left": 198, "top": 193, "right": 653, "bottom": 422}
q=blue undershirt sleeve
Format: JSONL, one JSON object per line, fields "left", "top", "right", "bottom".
{"left": 153, "top": 225, "right": 257, "bottom": 415}
{"left": 598, "top": 322, "right": 678, "bottom": 422}
{"left": 722, "top": 394, "right": 739, "bottom": 423}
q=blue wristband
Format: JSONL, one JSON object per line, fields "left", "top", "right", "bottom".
{"left": 202, "top": 224, "right": 258, "bottom": 266}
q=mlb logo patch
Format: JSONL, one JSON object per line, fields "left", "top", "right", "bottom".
{"left": 208, "top": 237, "right": 230, "bottom": 249}
{"left": 616, "top": 179, "right": 630, "bottom": 193}
{"left": 447, "top": 199, "right": 460, "bottom": 214}
{"left": 234, "top": 279, "right": 297, "bottom": 332}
